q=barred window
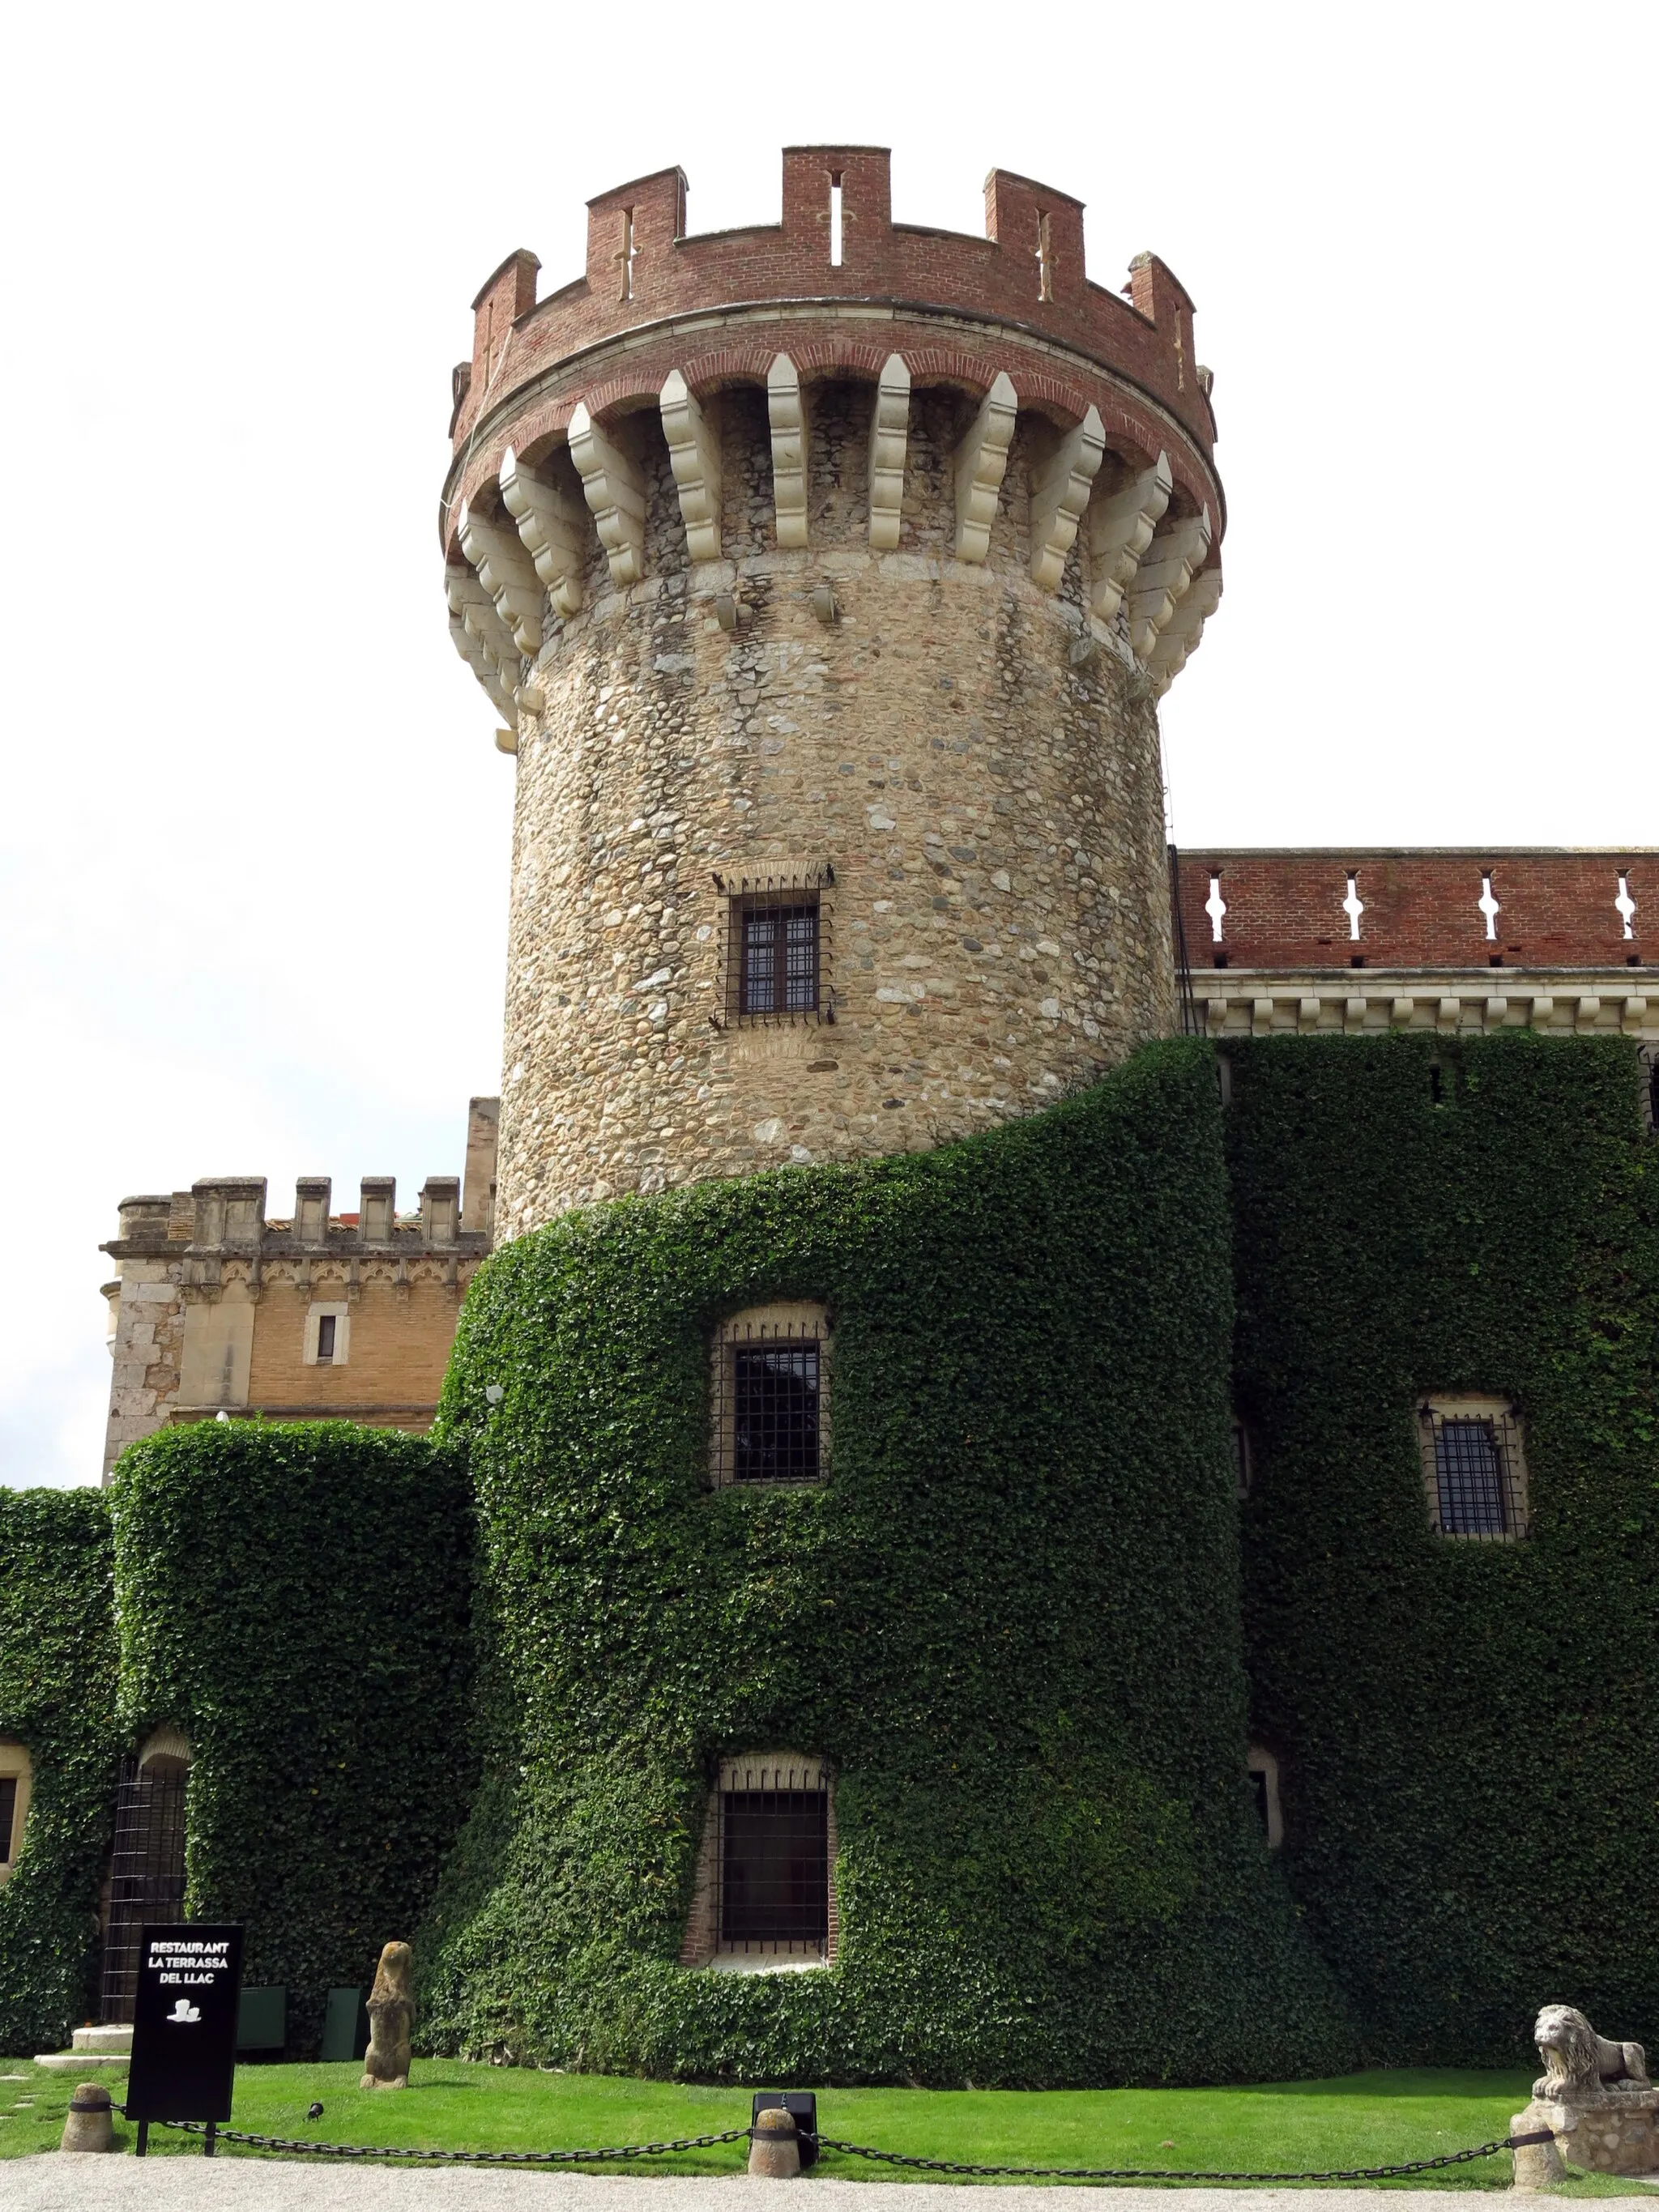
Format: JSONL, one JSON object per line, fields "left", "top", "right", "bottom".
{"left": 680, "top": 1754, "right": 836, "bottom": 1967}
{"left": 711, "top": 1305, "right": 829, "bottom": 1487}
{"left": 739, "top": 897, "right": 819, "bottom": 1017}
{"left": 713, "top": 867, "right": 834, "bottom": 1026}
{"left": 1417, "top": 1397, "right": 1529, "bottom": 1539}
{"left": 1640, "top": 1044, "right": 1657, "bottom": 1136}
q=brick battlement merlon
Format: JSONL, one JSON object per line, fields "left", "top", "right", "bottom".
{"left": 451, "top": 145, "right": 1217, "bottom": 484}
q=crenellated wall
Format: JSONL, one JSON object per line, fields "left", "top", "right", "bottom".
{"left": 443, "top": 150, "right": 1220, "bottom": 1229}
{"left": 98, "top": 1102, "right": 498, "bottom": 1477}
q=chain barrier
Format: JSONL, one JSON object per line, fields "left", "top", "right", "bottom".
{"left": 126, "top": 2116, "right": 752, "bottom": 2163}
{"left": 117, "top": 2110, "right": 1556, "bottom": 2181}
{"left": 804, "top": 2128, "right": 1557, "bottom": 2184}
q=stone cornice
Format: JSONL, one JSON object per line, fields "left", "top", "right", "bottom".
{"left": 1196, "top": 969, "right": 1657, "bottom": 1040}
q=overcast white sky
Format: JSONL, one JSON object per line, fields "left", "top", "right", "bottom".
{"left": 2, "top": 2, "right": 1654, "bottom": 1487}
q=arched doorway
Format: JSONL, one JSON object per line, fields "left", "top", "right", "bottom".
{"left": 99, "top": 1731, "right": 190, "bottom": 2023}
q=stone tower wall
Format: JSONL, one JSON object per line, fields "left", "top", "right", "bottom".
{"left": 443, "top": 148, "right": 1226, "bottom": 1233}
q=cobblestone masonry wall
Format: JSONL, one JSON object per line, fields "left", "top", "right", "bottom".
{"left": 497, "top": 391, "right": 1175, "bottom": 1229}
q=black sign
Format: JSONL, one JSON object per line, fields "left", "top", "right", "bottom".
{"left": 126, "top": 1924, "right": 243, "bottom": 2126}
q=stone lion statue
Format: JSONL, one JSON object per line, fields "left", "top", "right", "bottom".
{"left": 360, "top": 1940, "right": 414, "bottom": 2091}
{"left": 1533, "top": 2003, "right": 1650, "bottom": 2098}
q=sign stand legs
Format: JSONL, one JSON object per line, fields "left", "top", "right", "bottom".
{"left": 135, "top": 2120, "right": 149, "bottom": 2158}
{"left": 204, "top": 2120, "right": 218, "bottom": 2157}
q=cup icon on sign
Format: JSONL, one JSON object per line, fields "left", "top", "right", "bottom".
{"left": 167, "top": 1998, "right": 202, "bottom": 2023}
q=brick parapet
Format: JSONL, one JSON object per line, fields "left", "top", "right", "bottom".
{"left": 1176, "top": 850, "right": 1653, "bottom": 973}
{"left": 448, "top": 145, "right": 1218, "bottom": 536}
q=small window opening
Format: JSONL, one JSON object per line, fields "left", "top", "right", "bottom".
{"left": 1246, "top": 1747, "right": 1282, "bottom": 1848}
{"left": 617, "top": 207, "right": 636, "bottom": 302}
{"left": 1343, "top": 872, "right": 1363, "bottom": 941}
{"left": 316, "top": 1314, "right": 337, "bottom": 1365}
{"left": 1478, "top": 871, "right": 1500, "bottom": 942}
{"left": 1429, "top": 1060, "right": 1444, "bottom": 1106}
{"left": 1035, "top": 211, "right": 1054, "bottom": 302}
{"left": 711, "top": 1306, "right": 830, "bottom": 1486}
{"left": 1231, "top": 1415, "right": 1252, "bottom": 1500}
{"left": 828, "top": 173, "right": 843, "bottom": 267}
{"left": 1638, "top": 1045, "right": 1657, "bottom": 1136}
{"left": 720, "top": 1769, "right": 829, "bottom": 1950}
{"left": 1205, "top": 872, "right": 1226, "bottom": 944}
{"left": 736, "top": 893, "right": 820, "bottom": 1019}
{"left": 0, "top": 1740, "right": 32, "bottom": 1884}
{"left": 1616, "top": 872, "right": 1636, "bottom": 941}
{"left": 680, "top": 1754, "right": 836, "bottom": 1968}
{"left": 1418, "top": 1398, "right": 1529, "bottom": 1539}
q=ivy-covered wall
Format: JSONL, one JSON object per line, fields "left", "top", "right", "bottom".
{"left": 0, "top": 1489, "right": 120, "bottom": 2054}
{"left": 420, "top": 1040, "right": 1351, "bottom": 2085}
{"left": 1231, "top": 1033, "right": 1659, "bottom": 2065}
{"left": 111, "top": 1423, "right": 477, "bottom": 2054}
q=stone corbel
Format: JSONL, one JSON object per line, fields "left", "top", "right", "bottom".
{"left": 1128, "top": 506, "right": 1212, "bottom": 661}
{"left": 868, "top": 353, "right": 911, "bottom": 552}
{"left": 446, "top": 564, "right": 520, "bottom": 722}
{"left": 1146, "top": 567, "right": 1222, "bottom": 694}
{"left": 659, "top": 372, "right": 722, "bottom": 561}
{"left": 1029, "top": 406, "right": 1106, "bottom": 591}
{"left": 767, "top": 354, "right": 809, "bottom": 549}
{"left": 567, "top": 402, "right": 646, "bottom": 585}
{"left": 1088, "top": 454, "right": 1173, "bottom": 623}
{"left": 954, "top": 372, "right": 1018, "bottom": 563}
{"left": 499, "top": 448, "right": 586, "bottom": 618}
{"left": 458, "top": 500, "right": 543, "bottom": 656}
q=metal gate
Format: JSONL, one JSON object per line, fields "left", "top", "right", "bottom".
{"left": 98, "top": 1758, "right": 187, "bottom": 2024}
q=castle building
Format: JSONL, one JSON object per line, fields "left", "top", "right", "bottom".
{"left": 20, "top": 147, "right": 1658, "bottom": 2085}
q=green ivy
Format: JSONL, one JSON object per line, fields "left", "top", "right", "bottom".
{"left": 420, "top": 1040, "right": 1352, "bottom": 2085}
{"left": 1230, "top": 1032, "right": 1659, "bottom": 2065}
{"left": 110, "top": 1422, "right": 478, "bottom": 2054}
{"left": 0, "top": 1488, "right": 120, "bottom": 2054}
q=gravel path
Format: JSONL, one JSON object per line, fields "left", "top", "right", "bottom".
{"left": 11, "top": 2169, "right": 1659, "bottom": 2212}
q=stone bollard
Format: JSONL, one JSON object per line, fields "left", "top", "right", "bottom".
{"left": 748, "top": 2104, "right": 801, "bottom": 2179}
{"left": 1511, "top": 2113, "right": 1566, "bottom": 2189}
{"left": 61, "top": 2081, "right": 115, "bottom": 2153}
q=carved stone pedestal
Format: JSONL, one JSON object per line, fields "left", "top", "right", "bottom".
{"left": 1517, "top": 2089, "right": 1659, "bottom": 2176}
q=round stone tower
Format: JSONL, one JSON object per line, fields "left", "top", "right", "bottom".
{"left": 442, "top": 147, "right": 1225, "bottom": 1237}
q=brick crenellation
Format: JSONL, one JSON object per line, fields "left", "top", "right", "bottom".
{"left": 1176, "top": 850, "right": 1654, "bottom": 972}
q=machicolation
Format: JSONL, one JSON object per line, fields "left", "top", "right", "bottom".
{"left": 442, "top": 147, "right": 1226, "bottom": 1232}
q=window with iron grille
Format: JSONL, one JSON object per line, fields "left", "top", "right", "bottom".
{"left": 1417, "top": 1397, "right": 1529, "bottom": 1539}
{"left": 680, "top": 1754, "right": 836, "bottom": 1966}
{"left": 99, "top": 1754, "right": 189, "bottom": 2022}
{"left": 739, "top": 897, "right": 818, "bottom": 1016}
{"left": 1640, "top": 1044, "right": 1657, "bottom": 1136}
{"left": 714, "top": 868, "right": 834, "bottom": 1026}
{"left": 710, "top": 1306, "right": 829, "bottom": 1486}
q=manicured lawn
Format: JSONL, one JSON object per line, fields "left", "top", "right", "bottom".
{"left": 0, "top": 2056, "right": 1638, "bottom": 2188}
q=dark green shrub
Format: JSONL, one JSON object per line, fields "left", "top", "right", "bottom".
{"left": 111, "top": 1421, "right": 476, "bottom": 2053}
{"left": 1231, "top": 1032, "right": 1659, "bottom": 2064}
{"left": 0, "top": 1488, "right": 119, "bottom": 2054}
{"left": 421, "top": 1040, "right": 1351, "bottom": 2084}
